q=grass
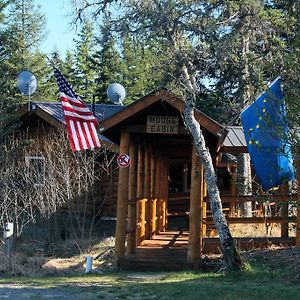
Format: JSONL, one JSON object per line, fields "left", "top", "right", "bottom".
{"left": 0, "top": 262, "right": 299, "bottom": 300}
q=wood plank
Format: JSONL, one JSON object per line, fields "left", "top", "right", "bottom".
{"left": 120, "top": 124, "right": 189, "bottom": 135}
{"left": 121, "top": 230, "right": 296, "bottom": 270}
{"left": 204, "top": 195, "right": 298, "bottom": 203}
{"left": 204, "top": 216, "right": 297, "bottom": 224}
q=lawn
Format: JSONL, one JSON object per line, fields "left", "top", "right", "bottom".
{"left": 0, "top": 262, "right": 299, "bottom": 300}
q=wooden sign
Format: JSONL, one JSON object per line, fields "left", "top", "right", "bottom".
{"left": 146, "top": 115, "right": 179, "bottom": 134}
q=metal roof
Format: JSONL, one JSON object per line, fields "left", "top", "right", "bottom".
{"left": 27, "top": 102, "right": 247, "bottom": 150}
{"left": 222, "top": 126, "right": 247, "bottom": 152}
{"left": 32, "top": 102, "right": 124, "bottom": 124}
{"left": 28, "top": 102, "right": 124, "bottom": 148}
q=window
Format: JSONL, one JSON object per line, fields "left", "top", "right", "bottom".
{"left": 25, "top": 156, "right": 45, "bottom": 186}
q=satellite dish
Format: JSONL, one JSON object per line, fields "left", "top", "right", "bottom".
{"left": 17, "top": 70, "right": 37, "bottom": 96}
{"left": 107, "top": 83, "right": 126, "bottom": 105}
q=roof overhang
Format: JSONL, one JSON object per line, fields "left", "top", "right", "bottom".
{"left": 100, "top": 88, "right": 227, "bottom": 143}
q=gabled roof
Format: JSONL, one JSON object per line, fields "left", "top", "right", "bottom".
{"left": 18, "top": 102, "right": 124, "bottom": 125}
{"left": 17, "top": 102, "right": 124, "bottom": 151}
{"left": 100, "top": 88, "right": 225, "bottom": 138}
{"left": 16, "top": 98, "right": 249, "bottom": 153}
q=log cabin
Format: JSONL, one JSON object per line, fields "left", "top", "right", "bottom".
{"left": 13, "top": 88, "right": 300, "bottom": 269}
{"left": 99, "top": 88, "right": 300, "bottom": 270}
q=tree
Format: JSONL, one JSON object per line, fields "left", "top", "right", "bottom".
{"left": 92, "top": 15, "right": 124, "bottom": 103}
{"left": 71, "top": 0, "right": 244, "bottom": 271}
{"left": 73, "top": 20, "right": 97, "bottom": 101}
{"left": 0, "top": 0, "right": 52, "bottom": 142}
{"left": 121, "top": 35, "right": 169, "bottom": 103}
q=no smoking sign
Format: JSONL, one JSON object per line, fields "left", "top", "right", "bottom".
{"left": 117, "top": 154, "right": 131, "bottom": 168}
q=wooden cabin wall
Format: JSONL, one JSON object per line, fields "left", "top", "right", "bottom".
{"left": 16, "top": 122, "right": 119, "bottom": 218}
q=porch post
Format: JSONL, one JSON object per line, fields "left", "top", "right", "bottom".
{"left": 280, "top": 183, "right": 289, "bottom": 238}
{"left": 155, "top": 152, "right": 161, "bottom": 234}
{"left": 126, "top": 138, "right": 137, "bottom": 254}
{"left": 144, "top": 144, "right": 151, "bottom": 239}
{"left": 162, "top": 156, "right": 168, "bottom": 231}
{"left": 150, "top": 151, "right": 157, "bottom": 236}
{"left": 229, "top": 166, "right": 237, "bottom": 217}
{"left": 115, "top": 132, "right": 130, "bottom": 266}
{"left": 187, "top": 145, "right": 203, "bottom": 269}
{"left": 136, "top": 144, "right": 145, "bottom": 245}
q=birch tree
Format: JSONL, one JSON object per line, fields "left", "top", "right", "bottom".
{"left": 71, "top": 0, "right": 244, "bottom": 271}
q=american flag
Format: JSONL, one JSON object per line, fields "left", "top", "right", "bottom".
{"left": 54, "top": 68, "right": 101, "bottom": 152}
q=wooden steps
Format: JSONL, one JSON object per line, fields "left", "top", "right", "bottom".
{"left": 120, "top": 231, "right": 296, "bottom": 271}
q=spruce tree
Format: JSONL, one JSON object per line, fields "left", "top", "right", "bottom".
{"left": 92, "top": 16, "right": 124, "bottom": 103}
{"left": 0, "top": 0, "right": 51, "bottom": 141}
{"left": 73, "top": 20, "right": 97, "bottom": 102}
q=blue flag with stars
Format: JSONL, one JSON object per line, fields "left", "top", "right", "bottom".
{"left": 241, "top": 77, "right": 295, "bottom": 191}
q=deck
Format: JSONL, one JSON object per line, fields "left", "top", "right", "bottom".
{"left": 121, "top": 230, "right": 296, "bottom": 271}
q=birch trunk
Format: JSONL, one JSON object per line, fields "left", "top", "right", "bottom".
{"left": 183, "top": 94, "right": 243, "bottom": 271}
{"left": 237, "top": 153, "right": 252, "bottom": 217}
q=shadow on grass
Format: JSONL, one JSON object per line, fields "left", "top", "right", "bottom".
{"left": 0, "top": 265, "right": 299, "bottom": 300}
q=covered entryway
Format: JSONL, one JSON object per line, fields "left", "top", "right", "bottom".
{"left": 100, "top": 89, "right": 226, "bottom": 269}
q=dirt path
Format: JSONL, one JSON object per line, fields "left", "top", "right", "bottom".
{"left": 0, "top": 282, "right": 111, "bottom": 300}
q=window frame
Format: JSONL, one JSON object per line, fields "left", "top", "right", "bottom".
{"left": 25, "top": 155, "right": 46, "bottom": 187}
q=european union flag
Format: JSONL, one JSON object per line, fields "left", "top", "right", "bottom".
{"left": 241, "top": 77, "right": 295, "bottom": 191}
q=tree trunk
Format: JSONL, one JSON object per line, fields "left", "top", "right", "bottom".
{"left": 184, "top": 95, "right": 244, "bottom": 272}
{"left": 237, "top": 153, "right": 252, "bottom": 217}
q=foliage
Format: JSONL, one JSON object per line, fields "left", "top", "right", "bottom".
{"left": 0, "top": 0, "right": 53, "bottom": 142}
{"left": 91, "top": 15, "right": 124, "bottom": 103}
{"left": 73, "top": 20, "right": 97, "bottom": 101}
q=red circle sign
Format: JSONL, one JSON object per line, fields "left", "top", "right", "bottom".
{"left": 117, "top": 154, "right": 131, "bottom": 168}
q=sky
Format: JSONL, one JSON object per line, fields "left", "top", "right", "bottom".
{"left": 35, "top": 0, "right": 77, "bottom": 57}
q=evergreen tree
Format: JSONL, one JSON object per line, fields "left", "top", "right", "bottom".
{"left": 211, "top": 1, "right": 295, "bottom": 123}
{"left": 73, "top": 20, "right": 97, "bottom": 102}
{"left": 92, "top": 16, "right": 124, "bottom": 103}
{"left": 121, "top": 36, "right": 168, "bottom": 103}
{"left": 0, "top": 0, "right": 54, "bottom": 142}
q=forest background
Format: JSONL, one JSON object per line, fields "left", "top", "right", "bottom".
{"left": 0, "top": 0, "right": 299, "bottom": 144}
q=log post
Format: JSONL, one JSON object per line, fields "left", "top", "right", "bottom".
{"left": 115, "top": 132, "right": 130, "bottom": 266}
{"left": 229, "top": 166, "right": 237, "bottom": 217}
{"left": 297, "top": 159, "right": 300, "bottom": 246}
{"left": 158, "top": 153, "right": 164, "bottom": 232}
{"left": 136, "top": 144, "right": 145, "bottom": 245}
{"left": 155, "top": 152, "right": 161, "bottom": 234}
{"left": 187, "top": 146, "right": 203, "bottom": 269}
{"left": 280, "top": 183, "right": 289, "bottom": 238}
{"left": 126, "top": 138, "right": 137, "bottom": 254}
{"left": 144, "top": 144, "right": 151, "bottom": 239}
{"left": 161, "top": 156, "right": 168, "bottom": 231}
{"left": 150, "top": 150, "right": 157, "bottom": 237}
